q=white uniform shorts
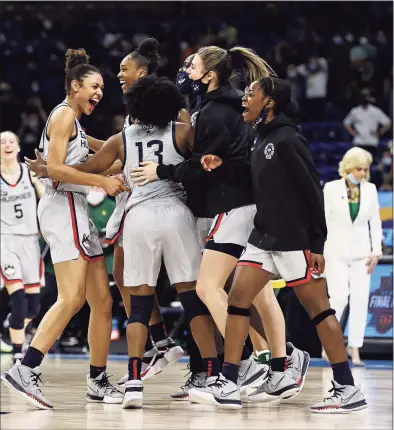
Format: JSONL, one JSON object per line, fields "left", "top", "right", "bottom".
{"left": 123, "top": 200, "right": 201, "bottom": 287}
{"left": 105, "top": 191, "right": 128, "bottom": 248}
{"left": 0, "top": 234, "right": 41, "bottom": 288}
{"left": 238, "top": 243, "right": 325, "bottom": 287}
{"left": 205, "top": 204, "right": 256, "bottom": 258}
{"left": 38, "top": 190, "right": 104, "bottom": 265}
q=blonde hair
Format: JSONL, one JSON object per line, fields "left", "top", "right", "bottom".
{"left": 338, "top": 147, "right": 372, "bottom": 180}
{"left": 0, "top": 130, "right": 20, "bottom": 145}
{"left": 197, "top": 45, "right": 274, "bottom": 86}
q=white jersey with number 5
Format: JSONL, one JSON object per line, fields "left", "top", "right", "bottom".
{"left": 38, "top": 102, "right": 90, "bottom": 195}
{"left": 0, "top": 163, "right": 38, "bottom": 235}
{"left": 123, "top": 122, "right": 186, "bottom": 210}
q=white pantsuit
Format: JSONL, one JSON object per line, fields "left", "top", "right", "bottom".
{"left": 323, "top": 179, "right": 382, "bottom": 348}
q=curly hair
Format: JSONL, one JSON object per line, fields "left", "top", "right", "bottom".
{"left": 124, "top": 75, "right": 185, "bottom": 128}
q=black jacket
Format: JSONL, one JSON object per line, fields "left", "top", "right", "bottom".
{"left": 157, "top": 84, "right": 254, "bottom": 217}
{"left": 248, "top": 114, "right": 327, "bottom": 254}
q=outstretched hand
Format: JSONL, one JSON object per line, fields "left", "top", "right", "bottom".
{"left": 24, "top": 149, "right": 48, "bottom": 178}
{"left": 130, "top": 161, "right": 159, "bottom": 186}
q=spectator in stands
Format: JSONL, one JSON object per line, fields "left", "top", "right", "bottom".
{"left": 343, "top": 90, "right": 392, "bottom": 161}
{"left": 377, "top": 144, "right": 393, "bottom": 191}
{"left": 323, "top": 147, "right": 383, "bottom": 365}
{"left": 297, "top": 52, "right": 328, "bottom": 121}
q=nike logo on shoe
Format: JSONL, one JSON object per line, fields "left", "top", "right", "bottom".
{"left": 221, "top": 389, "right": 239, "bottom": 397}
{"left": 341, "top": 391, "right": 358, "bottom": 404}
{"left": 238, "top": 362, "right": 252, "bottom": 381}
{"left": 271, "top": 376, "right": 285, "bottom": 390}
{"left": 17, "top": 368, "right": 30, "bottom": 388}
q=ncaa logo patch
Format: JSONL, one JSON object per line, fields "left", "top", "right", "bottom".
{"left": 264, "top": 143, "right": 275, "bottom": 159}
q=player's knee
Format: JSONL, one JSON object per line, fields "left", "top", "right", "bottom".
{"left": 227, "top": 305, "right": 251, "bottom": 317}
{"left": 195, "top": 281, "right": 209, "bottom": 303}
{"left": 179, "top": 290, "right": 210, "bottom": 324}
{"left": 228, "top": 287, "right": 250, "bottom": 308}
{"left": 9, "top": 289, "right": 28, "bottom": 330}
{"left": 311, "top": 308, "right": 336, "bottom": 326}
{"left": 127, "top": 294, "right": 154, "bottom": 328}
{"left": 26, "top": 293, "right": 41, "bottom": 320}
{"left": 60, "top": 291, "right": 86, "bottom": 315}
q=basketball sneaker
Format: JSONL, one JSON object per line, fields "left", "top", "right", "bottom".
{"left": 122, "top": 379, "right": 143, "bottom": 409}
{"left": 247, "top": 369, "right": 299, "bottom": 403}
{"left": 189, "top": 373, "right": 242, "bottom": 409}
{"left": 155, "top": 338, "right": 184, "bottom": 366}
{"left": 170, "top": 368, "right": 207, "bottom": 401}
{"left": 13, "top": 352, "right": 24, "bottom": 364}
{"left": 284, "top": 342, "right": 310, "bottom": 398}
{"left": 311, "top": 380, "right": 367, "bottom": 413}
{"left": 1, "top": 360, "right": 53, "bottom": 409}
{"left": 117, "top": 348, "right": 168, "bottom": 387}
{"left": 86, "top": 371, "right": 123, "bottom": 404}
{"left": 237, "top": 356, "right": 269, "bottom": 392}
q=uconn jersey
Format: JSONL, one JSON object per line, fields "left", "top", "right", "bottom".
{"left": 124, "top": 122, "right": 186, "bottom": 210}
{"left": 37, "top": 102, "right": 103, "bottom": 264}
{"left": 39, "top": 102, "right": 90, "bottom": 194}
{"left": 1, "top": 163, "right": 38, "bottom": 235}
{"left": 122, "top": 121, "right": 201, "bottom": 287}
{"left": 0, "top": 163, "right": 41, "bottom": 286}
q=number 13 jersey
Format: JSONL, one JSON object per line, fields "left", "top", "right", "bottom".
{"left": 0, "top": 163, "right": 38, "bottom": 235}
{"left": 124, "top": 122, "right": 186, "bottom": 210}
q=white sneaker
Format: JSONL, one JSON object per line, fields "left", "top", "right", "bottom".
{"left": 117, "top": 348, "right": 168, "bottom": 387}
{"left": 86, "top": 371, "right": 123, "bottom": 404}
{"left": 189, "top": 373, "right": 242, "bottom": 409}
{"left": 311, "top": 380, "right": 367, "bottom": 413}
{"left": 170, "top": 369, "right": 207, "bottom": 401}
{"left": 284, "top": 342, "right": 310, "bottom": 399}
{"left": 1, "top": 360, "right": 53, "bottom": 409}
{"left": 155, "top": 338, "right": 184, "bottom": 366}
{"left": 247, "top": 370, "right": 299, "bottom": 403}
{"left": 122, "top": 379, "right": 143, "bottom": 409}
{"left": 237, "top": 356, "right": 269, "bottom": 393}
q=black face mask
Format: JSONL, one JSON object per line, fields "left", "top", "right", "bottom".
{"left": 253, "top": 98, "right": 272, "bottom": 128}
{"left": 191, "top": 71, "right": 210, "bottom": 96}
{"left": 176, "top": 71, "right": 193, "bottom": 95}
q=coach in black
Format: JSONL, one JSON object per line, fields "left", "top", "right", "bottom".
{"left": 199, "top": 77, "right": 367, "bottom": 412}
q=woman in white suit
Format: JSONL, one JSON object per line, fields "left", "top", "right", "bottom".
{"left": 323, "top": 147, "right": 382, "bottom": 365}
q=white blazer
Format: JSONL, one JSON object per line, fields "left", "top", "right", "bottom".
{"left": 323, "top": 178, "right": 382, "bottom": 260}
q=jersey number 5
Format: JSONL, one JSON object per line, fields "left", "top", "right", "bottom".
{"left": 14, "top": 204, "right": 23, "bottom": 219}
{"left": 135, "top": 140, "right": 163, "bottom": 164}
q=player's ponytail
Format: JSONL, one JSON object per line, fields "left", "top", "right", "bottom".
{"left": 129, "top": 38, "right": 160, "bottom": 75}
{"left": 197, "top": 45, "right": 276, "bottom": 87}
{"left": 64, "top": 48, "right": 100, "bottom": 94}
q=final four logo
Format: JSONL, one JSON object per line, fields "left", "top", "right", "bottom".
{"left": 368, "top": 272, "right": 393, "bottom": 334}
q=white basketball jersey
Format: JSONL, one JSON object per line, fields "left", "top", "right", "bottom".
{"left": 124, "top": 122, "right": 186, "bottom": 210}
{"left": 39, "top": 102, "right": 90, "bottom": 194}
{"left": 0, "top": 163, "right": 38, "bottom": 235}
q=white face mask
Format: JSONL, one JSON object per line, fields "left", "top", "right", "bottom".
{"left": 87, "top": 189, "right": 107, "bottom": 206}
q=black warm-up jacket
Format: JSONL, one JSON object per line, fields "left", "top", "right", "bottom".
{"left": 248, "top": 114, "right": 327, "bottom": 255}
{"left": 157, "top": 84, "right": 254, "bottom": 218}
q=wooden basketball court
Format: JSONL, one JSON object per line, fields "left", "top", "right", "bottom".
{"left": 1, "top": 356, "right": 392, "bottom": 429}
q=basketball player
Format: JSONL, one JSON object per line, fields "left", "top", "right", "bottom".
{"left": 195, "top": 77, "right": 367, "bottom": 412}
{"left": 1, "top": 49, "right": 126, "bottom": 409}
{"left": 131, "top": 46, "right": 308, "bottom": 393}
{"left": 0, "top": 131, "right": 44, "bottom": 363}
{"left": 82, "top": 38, "right": 184, "bottom": 383}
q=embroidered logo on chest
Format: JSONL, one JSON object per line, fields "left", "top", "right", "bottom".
{"left": 264, "top": 143, "right": 275, "bottom": 159}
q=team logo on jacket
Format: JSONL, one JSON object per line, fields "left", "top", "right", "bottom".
{"left": 191, "top": 112, "right": 199, "bottom": 128}
{"left": 264, "top": 143, "right": 275, "bottom": 159}
{"left": 4, "top": 264, "right": 16, "bottom": 278}
{"left": 82, "top": 234, "right": 91, "bottom": 251}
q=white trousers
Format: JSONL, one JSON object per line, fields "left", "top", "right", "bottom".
{"left": 326, "top": 256, "right": 371, "bottom": 348}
